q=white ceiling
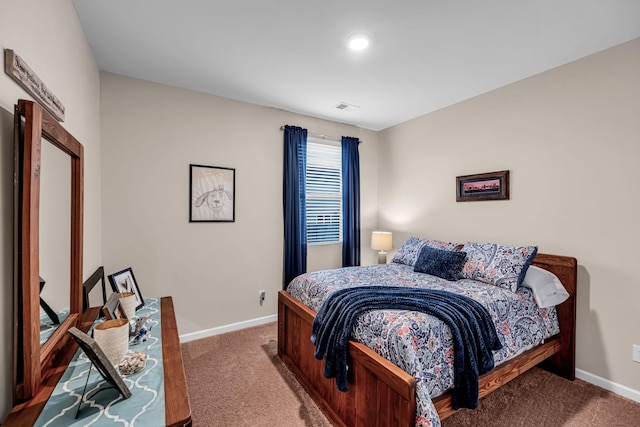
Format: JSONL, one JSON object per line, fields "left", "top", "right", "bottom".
{"left": 72, "top": 0, "right": 640, "bottom": 131}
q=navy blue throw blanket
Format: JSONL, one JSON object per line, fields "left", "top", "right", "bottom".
{"left": 310, "top": 286, "right": 503, "bottom": 410}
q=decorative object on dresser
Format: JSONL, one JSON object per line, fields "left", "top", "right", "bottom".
{"left": 132, "top": 314, "right": 153, "bottom": 345}
{"left": 82, "top": 266, "right": 108, "bottom": 312}
{"left": 67, "top": 327, "right": 131, "bottom": 400}
{"left": 119, "top": 349, "right": 148, "bottom": 376}
{"left": 371, "top": 231, "right": 393, "bottom": 264}
{"left": 189, "top": 163, "right": 236, "bottom": 222}
{"left": 108, "top": 267, "right": 145, "bottom": 310}
{"left": 92, "top": 318, "right": 130, "bottom": 366}
{"left": 456, "top": 170, "right": 510, "bottom": 202}
{"left": 118, "top": 291, "right": 138, "bottom": 319}
{"left": 102, "top": 291, "right": 127, "bottom": 320}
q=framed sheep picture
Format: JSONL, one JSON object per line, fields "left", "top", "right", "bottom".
{"left": 190, "top": 164, "right": 236, "bottom": 222}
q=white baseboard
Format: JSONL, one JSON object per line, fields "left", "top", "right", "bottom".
{"left": 576, "top": 368, "right": 640, "bottom": 403}
{"left": 179, "top": 314, "right": 278, "bottom": 343}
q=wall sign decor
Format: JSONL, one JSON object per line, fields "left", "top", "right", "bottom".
{"left": 4, "top": 49, "right": 65, "bottom": 121}
{"left": 190, "top": 164, "right": 236, "bottom": 222}
{"left": 456, "top": 170, "right": 510, "bottom": 202}
{"left": 108, "top": 267, "right": 144, "bottom": 311}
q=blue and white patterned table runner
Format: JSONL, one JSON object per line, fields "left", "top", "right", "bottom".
{"left": 35, "top": 298, "right": 165, "bottom": 427}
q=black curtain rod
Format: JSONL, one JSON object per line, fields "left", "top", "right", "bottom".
{"left": 279, "top": 126, "right": 362, "bottom": 143}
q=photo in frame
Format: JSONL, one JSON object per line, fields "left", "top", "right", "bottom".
{"left": 456, "top": 170, "right": 510, "bottom": 202}
{"left": 190, "top": 164, "right": 235, "bottom": 222}
{"left": 67, "top": 327, "right": 131, "bottom": 399}
{"left": 108, "top": 268, "right": 144, "bottom": 311}
{"left": 102, "top": 292, "right": 127, "bottom": 320}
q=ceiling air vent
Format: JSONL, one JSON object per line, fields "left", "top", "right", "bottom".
{"left": 333, "top": 102, "right": 360, "bottom": 112}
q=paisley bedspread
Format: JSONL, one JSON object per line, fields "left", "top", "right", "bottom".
{"left": 286, "top": 263, "right": 560, "bottom": 427}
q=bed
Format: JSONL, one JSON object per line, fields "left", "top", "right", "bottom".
{"left": 277, "top": 239, "right": 576, "bottom": 427}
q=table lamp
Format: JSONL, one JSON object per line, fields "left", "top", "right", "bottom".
{"left": 371, "top": 231, "right": 393, "bottom": 264}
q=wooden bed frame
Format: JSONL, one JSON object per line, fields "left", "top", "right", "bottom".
{"left": 278, "top": 253, "right": 577, "bottom": 427}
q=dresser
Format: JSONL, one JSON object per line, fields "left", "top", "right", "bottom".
{"left": 3, "top": 296, "right": 192, "bottom": 426}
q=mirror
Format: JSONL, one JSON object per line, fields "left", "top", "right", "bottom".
{"left": 13, "top": 100, "right": 83, "bottom": 401}
{"left": 39, "top": 141, "right": 71, "bottom": 345}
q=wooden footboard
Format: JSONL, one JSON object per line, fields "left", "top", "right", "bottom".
{"left": 278, "top": 290, "right": 416, "bottom": 427}
{"left": 278, "top": 253, "right": 577, "bottom": 426}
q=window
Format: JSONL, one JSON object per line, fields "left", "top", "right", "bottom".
{"left": 306, "top": 139, "right": 342, "bottom": 244}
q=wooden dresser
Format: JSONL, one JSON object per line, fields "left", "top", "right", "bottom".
{"left": 3, "top": 296, "right": 192, "bottom": 426}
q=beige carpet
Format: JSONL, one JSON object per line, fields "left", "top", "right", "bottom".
{"left": 181, "top": 322, "right": 331, "bottom": 426}
{"left": 442, "top": 368, "right": 640, "bottom": 427}
{"left": 182, "top": 322, "right": 640, "bottom": 426}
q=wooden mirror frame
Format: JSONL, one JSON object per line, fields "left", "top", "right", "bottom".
{"left": 13, "top": 100, "right": 83, "bottom": 401}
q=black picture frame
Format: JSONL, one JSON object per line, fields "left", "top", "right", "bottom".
{"left": 456, "top": 170, "right": 510, "bottom": 202}
{"left": 82, "top": 266, "right": 108, "bottom": 312}
{"left": 67, "top": 327, "right": 131, "bottom": 399}
{"left": 108, "top": 267, "right": 144, "bottom": 311}
{"left": 189, "top": 164, "right": 236, "bottom": 222}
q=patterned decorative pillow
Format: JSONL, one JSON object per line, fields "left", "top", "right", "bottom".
{"left": 391, "top": 236, "right": 462, "bottom": 266}
{"left": 413, "top": 246, "right": 468, "bottom": 281}
{"left": 460, "top": 242, "right": 538, "bottom": 292}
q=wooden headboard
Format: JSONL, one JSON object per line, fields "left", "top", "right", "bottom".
{"left": 532, "top": 253, "right": 577, "bottom": 380}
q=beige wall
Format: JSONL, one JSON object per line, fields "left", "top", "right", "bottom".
{"left": 379, "top": 39, "right": 640, "bottom": 394}
{"left": 2, "top": 1, "right": 637, "bottom": 418}
{"left": 100, "top": 72, "right": 379, "bottom": 335}
{"left": 0, "top": 0, "right": 101, "bottom": 419}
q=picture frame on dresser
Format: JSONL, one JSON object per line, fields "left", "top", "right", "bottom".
{"left": 102, "top": 292, "right": 127, "bottom": 320}
{"left": 108, "top": 267, "right": 144, "bottom": 311}
{"left": 67, "top": 327, "right": 131, "bottom": 399}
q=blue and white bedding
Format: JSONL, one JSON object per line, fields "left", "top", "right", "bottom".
{"left": 287, "top": 263, "right": 560, "bottom": 427}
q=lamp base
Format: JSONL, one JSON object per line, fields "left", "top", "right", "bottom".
{"left": 377, "top": 251, "right": 387, "bottom": 264}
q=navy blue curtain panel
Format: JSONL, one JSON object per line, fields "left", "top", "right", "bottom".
{"left": 341, "top": 136, "right": 361, "bottom": 267}
{"left": 283, "top": 125, "right": 308, "bottom": 288}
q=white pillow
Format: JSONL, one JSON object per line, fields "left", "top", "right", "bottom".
{"left": 522, "top": 265, "right": 570, "bottom": 308}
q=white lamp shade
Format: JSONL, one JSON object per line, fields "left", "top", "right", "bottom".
{"left": 371, "top": 231, "right": 393, "bottom": 251}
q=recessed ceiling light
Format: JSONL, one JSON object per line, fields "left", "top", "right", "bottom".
{"left": 348, "top": 35, "right": 369, "bottom": 51}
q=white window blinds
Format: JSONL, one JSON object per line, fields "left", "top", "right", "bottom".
{"left": 306, "top": 139, "right": 342, "bottom": 244}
